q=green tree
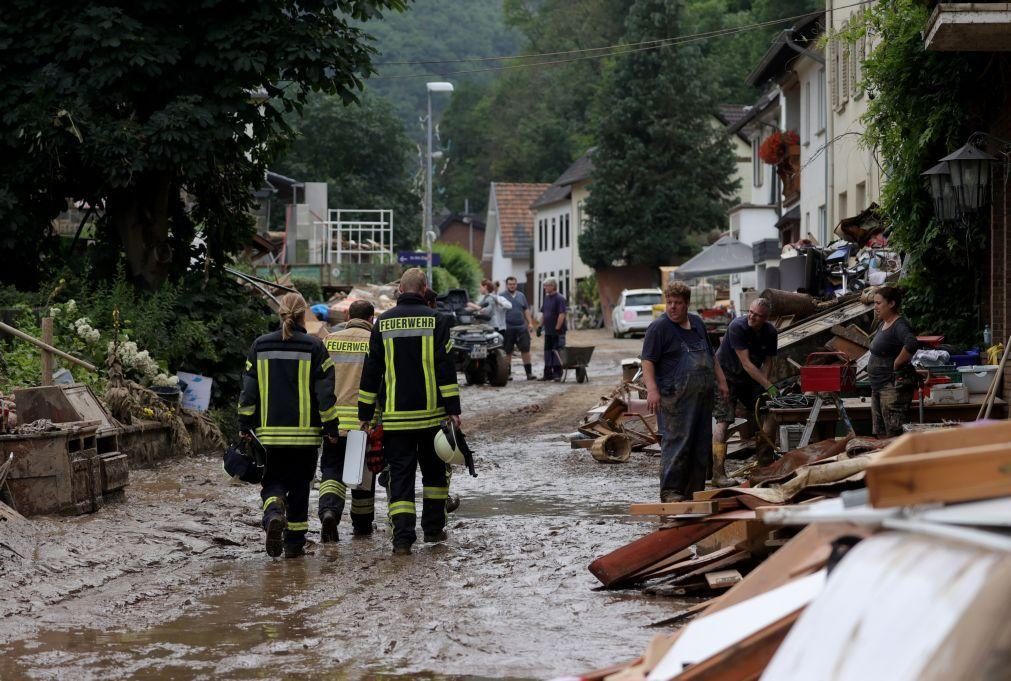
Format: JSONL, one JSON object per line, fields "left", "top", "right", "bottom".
{"left": 581, "top": 0, "right": 738, "bottom": 268}
{"left": 0, "top": 0, "right": 407, "bottom": 289}
{"left": 273, "top": 93, "right": 422, "bottom": 252}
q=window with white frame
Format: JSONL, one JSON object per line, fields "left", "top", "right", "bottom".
{"left": 752, "top": 136, "right": 763, "bottom": 187}
{"left": 551, "top": 217, "right": 556, "bottom": 251}
{"left": 564, "top": 214, "right": 570, "bottom": 247}
{"left": 818, "top": 205, "right": 826, "bottom": 242}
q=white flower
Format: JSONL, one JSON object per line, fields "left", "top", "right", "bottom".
{"left": 50, "top": 306, "right": 59, "bottom": 318}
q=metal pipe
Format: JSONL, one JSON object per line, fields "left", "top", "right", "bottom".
{"left": 224, "top": 266, "right": 298, "bottom": 293}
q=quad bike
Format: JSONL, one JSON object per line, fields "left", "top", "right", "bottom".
{"left": 437, "top": 289, "right": 511, "bottom": 387}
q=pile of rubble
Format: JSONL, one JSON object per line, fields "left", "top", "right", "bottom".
{"left": 566, "top": 419, "right": 1011, "bottom": 681}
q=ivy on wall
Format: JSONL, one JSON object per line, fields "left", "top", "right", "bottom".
{"left": 857, "top": 0, "right": 994, "bottom": 346}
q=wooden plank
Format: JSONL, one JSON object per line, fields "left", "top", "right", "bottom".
{"left": 588, "top": 522, "right": 731, "bottom": 587}
{"left": 623, "top": 547, "right": 695, "bottom": 582}
{"left": 777, "top": 299, "right": 874, "bottom": 350}
{"left": 702, "top": 509, "right": 757, "bottom": 522}
{"left": 826, "top": 335, "right": 868, "bottom": 363}
{"left": 701, "top": 523, "right": 873, "bottom": 618}
{"left": 640, "top": 546, "right": 740, "bottom": 581}
{"left": 831, "top": 323, "right": 871, "bottom": 348}
{"left": 667, "top": 551, "right": 750, "bottom": 586}
{"left": 629, "top": 499, "right": 741, "bottom": 516}
{"left": 674, "top": 609, "right": 801, "bottom": 681}
{"left": 866, "top": 440, "right": 1011, "bottom": 508}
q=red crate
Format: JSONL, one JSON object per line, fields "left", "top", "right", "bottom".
{"left": 917, "top": 335, "right": 944, "bottom": 348}
{"left": 800, "top": 352, "right": 856, "bottom": 393}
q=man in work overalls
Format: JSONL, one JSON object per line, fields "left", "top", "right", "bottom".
{"left": 319, "top": 300, "right": 377, "bottom": 541}
{"left": 641, "top": 282, "right": 729, "bottom": 503}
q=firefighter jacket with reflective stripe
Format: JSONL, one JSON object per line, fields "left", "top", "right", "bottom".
{"left": 358, "top": 292, "right": 460, "bottom": 431}
{"left": 237, "top": 325, "right": 339, "bottom": 446}
{"left": 323, "top": 318, "right": 373, "bottom": 432}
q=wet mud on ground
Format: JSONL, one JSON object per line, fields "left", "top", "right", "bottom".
{"left": 0, "top": 330, "right": 690, "bottom": 680}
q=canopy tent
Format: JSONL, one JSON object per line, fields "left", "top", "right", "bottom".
{"left": 674, "top": 235, "right": 755, "bottom": 279}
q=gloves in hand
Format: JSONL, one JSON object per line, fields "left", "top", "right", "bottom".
{"left": 765, "top": 385, "right": 780, "bottom": 398}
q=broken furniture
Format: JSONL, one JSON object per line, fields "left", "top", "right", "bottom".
{"left": 2, "top": 386, "right": 127, "bottom": 516}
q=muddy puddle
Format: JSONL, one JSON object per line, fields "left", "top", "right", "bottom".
{"left": 0, "top": 331, "right": 681, "bottom": 680}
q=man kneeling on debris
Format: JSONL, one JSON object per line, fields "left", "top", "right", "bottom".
{"left": 642, "top": 282, "right": 729, "bottom": 503}
{"left": 712, "top": 297, "right": 779, "bottom": 485}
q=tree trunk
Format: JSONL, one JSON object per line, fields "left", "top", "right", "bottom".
{"left": 107, "top": 172, "right": 175, "bottom": 288}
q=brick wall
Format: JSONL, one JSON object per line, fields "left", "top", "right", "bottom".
{"left": 993, "top": 176, "right": 1011, "bottom": 406}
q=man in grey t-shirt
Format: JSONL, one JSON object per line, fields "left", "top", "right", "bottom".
{"left": 502, "top": 276, "right": 535, "bottom": 380}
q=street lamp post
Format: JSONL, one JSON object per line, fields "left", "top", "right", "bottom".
{"left": 425, "top": 81, "right": 454, "bottom": 284}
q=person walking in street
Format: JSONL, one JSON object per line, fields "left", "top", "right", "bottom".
{"left": 642, "top": 282, "right": 729, "bottom": 502}
{"left": 468, "top": 279, "right": 512, "bottom": 331}
{"left": 318, "top": 300, "right": 377, "bottom": 542}
{"left": 502, "top": 276, "right": 536, "bottom": 380}
{"left": 539, "top": 278, "right": 567, "bottom": 381}
{"left": 359, "top": 268, "right": 461, "bottom": 556}
{"left": 868, "top": 286, "right": 918, "bottom": 437}
{"left": 712, "top": 298, "right": 779, "bottom": 484}
{"left": 237, "top": 292, "right": 339, "bottom": 558}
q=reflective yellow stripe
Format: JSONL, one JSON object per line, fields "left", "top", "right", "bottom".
{"left": 351, "top": 498, "right": 374, "bottom": 511}
{"left": 423, "top": 486, "right": 449, "bottom": 500}
{"left": 257, "top": 426, "right": 322, "bottom": 434}
{"left": 245, "top": 359, "right": 252, "bottom": 371}
{"left": 263, "top": 496, "right": 281, "bottom": 511}
{"left": 237, "top": 404, "right": 255, "bottom": 416}
{"left": 257, "top": 359, "right": 269, "bottom": 428}
{"left": 439, "top": 384, "right": 459, "bottom": 398}
{"left": 422, "top": 334, "right": 435, "bottom": 410}
{"left": 388, "top": 501, "right": 416, "bottom": 516}
{"left": 445, "top": 339, "right": 453, "bottom": 352}
{"left": 319, "top": 404, "right": 339, "bottom": 422}
{"left": 382, "top": 416, "right": 446, "bottom": 431}
{"left": 257, "top": 435, "right": 322, "bottom": 446}
{"left": 298, "top": 359, "right": 310, "bottom": 429}
{"left": 287, "top": 521, "right": 309, "bottom": 531}
{"left": 321, "top": 357, "right": 334, "bottom": 372}
{"left": 319, "top": 480, "right": 347, "bottom": 499}
{"left": 383, "top": 337, "right": 396, "bottom": 415}
{"left": 359, "top": 389, "right": 377, "bottom": 405}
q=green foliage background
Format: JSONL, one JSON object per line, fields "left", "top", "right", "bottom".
{"left": 859, "top": 0, "right": 996, "bottom": 345}
{"left": 432, "top": 242, "right": 483, "bottom": 296}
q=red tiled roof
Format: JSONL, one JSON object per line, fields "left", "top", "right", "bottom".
{"left": 492, "top": 182, "right": 552, "bottom": 259}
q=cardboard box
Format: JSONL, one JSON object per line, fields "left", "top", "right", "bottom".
{"left": 866, "top": 421, "right": 1011, "bottom": 508}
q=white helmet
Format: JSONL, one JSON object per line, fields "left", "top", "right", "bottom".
{"left": 434, "top": 421, "right": 466, "bottom": 465}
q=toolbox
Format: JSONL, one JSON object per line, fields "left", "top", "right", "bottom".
{"left": 800, "top": 352, "right": 856, "bottom": 393}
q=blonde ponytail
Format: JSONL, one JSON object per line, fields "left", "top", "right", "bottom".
{"left": 278, "top": 292, "right": 307, "bottom": 340}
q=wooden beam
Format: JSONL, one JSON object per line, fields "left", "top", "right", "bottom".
{"left": 588, "top": 522, "right": 731, "bottom": 587}
{"left": 674, "top": 609, "right": 801, "bottom": 681}
{"left": 0, "top": 321, "right": 96, "bottom": 372}
{"left": 41, "top": 317, "right": 54, "bottom": 386}
{"left": 629, "top": 499, "right": 741, "bottom": 516}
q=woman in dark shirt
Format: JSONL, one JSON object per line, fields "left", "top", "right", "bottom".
{"left": 868, "top": 286, "right": 919, "bottom": 437}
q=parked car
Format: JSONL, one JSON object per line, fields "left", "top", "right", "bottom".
{"left": 611, "top": 288, "right": 663, "bottom": 338}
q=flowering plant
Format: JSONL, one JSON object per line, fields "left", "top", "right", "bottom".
{"left": 758, "top": 130, "right": 800, "bottom": 165}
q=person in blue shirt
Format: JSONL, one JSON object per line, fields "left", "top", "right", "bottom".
{"left": 642, "top": 282, "right": 729, "bottom": 502}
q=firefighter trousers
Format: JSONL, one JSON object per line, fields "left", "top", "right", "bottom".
{"left": 318, "top": 436, "right": 376, "bottom": 531}
{"left": 261, "top": 446, "right": 318, "bottom": 549}
{"left": 384, "top": 427, "right": 448, "bottom": 547}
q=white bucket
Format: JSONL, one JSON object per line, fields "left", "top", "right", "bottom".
{"left": 957, "top": 365, "right": 999, "bottom": 394}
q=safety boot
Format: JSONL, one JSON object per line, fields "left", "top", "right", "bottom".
{"left": 352, "top": 524, "right": 373, "bottom": 538}
{"left": 423, "top": 530, "right": 448, "bottom": 543}
{"left": 446, "top": 495, "right": 461, "bottom": 513}
{"left": 264, "top": 513, "right": 285, "bottom": 558}
{"left": 283, "top": 543, "right": 305, "bottom": 559}
{"left": 660, "top": 489, "right": 686, "bottom": 503}
{"left": 710, "top": 441, "right": 737, "bottom": 488}
{"left": 392, "top": 544, "right": 412, "bottom": 556}
{"left": 320, "top": 509, "right": 339, "bottom": 543}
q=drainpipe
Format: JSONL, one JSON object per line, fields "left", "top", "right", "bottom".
{"left": 785, "top": 27, "right": 828, "bottom": 243}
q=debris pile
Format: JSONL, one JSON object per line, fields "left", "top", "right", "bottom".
{"left": 566, "top": 419, "right": 1011, "bottom": 681}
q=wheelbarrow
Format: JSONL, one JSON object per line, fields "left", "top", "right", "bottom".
{"left": 556, "top": 345, "right": 595, "bottom": 383}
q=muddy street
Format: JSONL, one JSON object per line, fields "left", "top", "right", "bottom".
{"left": 0, "top": 330, "right": 681, "bottom": 680}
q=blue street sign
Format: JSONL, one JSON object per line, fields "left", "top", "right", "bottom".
{"left": 397, "top": 251, "right": 441, "bottom": 266}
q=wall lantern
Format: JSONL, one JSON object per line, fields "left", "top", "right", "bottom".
{"left": 922, "top": 161, "right": 958, "bottom": 223}
{"left": 940, "top": 142, "right": 996, "bottom": 215}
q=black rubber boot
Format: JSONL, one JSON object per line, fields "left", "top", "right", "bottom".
{"left": 320, "top": 509, "right": 339, "bottom": 543}
{"left": 423, "top": 530, "right": 448, "bottom": 543}
{"left": 265, "top": 514, "right": 285, "bottom": 558}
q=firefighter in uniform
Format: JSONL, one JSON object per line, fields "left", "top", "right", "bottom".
{"left": 359, "top": 268, "right": 461, "bottom": 556}
{"left": 319, "top": 300, "right": 377, "bottom": 541}
{"left": 237, "top": 293, "right": 339, "bottom": 558}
